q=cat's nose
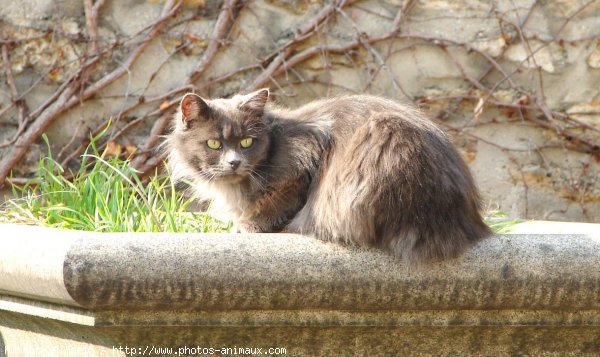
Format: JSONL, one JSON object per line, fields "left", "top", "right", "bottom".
{"left": 228, "top": 159, "right": 241, "bottom": 170}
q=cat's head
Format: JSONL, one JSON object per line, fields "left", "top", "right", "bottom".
{"left": 169, "top": 89, "right": 271, "bottom": 184}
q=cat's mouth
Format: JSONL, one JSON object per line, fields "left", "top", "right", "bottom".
{"left": 215, "top": 169, "right": 248, "bottom": 183}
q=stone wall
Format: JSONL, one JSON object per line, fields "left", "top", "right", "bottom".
{"left": 1, "top": 224, "right": 599, "bottom": 355}
{"left": 1, "top": 0, "right": 599, "bottom": 221}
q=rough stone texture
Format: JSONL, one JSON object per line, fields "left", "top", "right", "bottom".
{"left": 60, "top": 233, "right": 600, "bottom": 312}
{"left": 0, "top": 0, "right": 599, "bottom": 222}
{"left": 2, "top": 311, "right": 599, "bottom": 357}
{"left": 0, "top": 224, "right": 600, "bottom": 355}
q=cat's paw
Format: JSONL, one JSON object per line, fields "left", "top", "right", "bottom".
{"left": 230, "top": 223, "right": 242, "bottom": 234}
{"left": 233, "top": 221, "right": 263, "bottom": 233}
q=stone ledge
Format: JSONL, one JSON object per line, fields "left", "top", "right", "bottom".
{"left": 0, "top": 223, "right": 599, "bottom": 356}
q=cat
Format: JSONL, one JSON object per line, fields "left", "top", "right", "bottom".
{"left": 167, "top": 89, "right": 492, "bottom": 264}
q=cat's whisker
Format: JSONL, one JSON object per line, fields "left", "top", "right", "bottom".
{"left": 248, "top": 170, "right": 266, "bottom": 192}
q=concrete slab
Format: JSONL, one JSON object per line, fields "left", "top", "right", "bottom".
{"left": 0, "top": 224, "right": 599, "bottom": 356}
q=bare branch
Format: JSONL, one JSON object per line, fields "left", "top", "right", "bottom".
{"left": 83, "top": 0, "right": 106, "bottom": 56}
{"left": 188, "top": 0, "right": 241, "bottom": 84}
{"left": 0, "top": 44, "right": 30, "bottom": 148}
{"left": 0, "top": 0, "right": 182, "bottom": 187}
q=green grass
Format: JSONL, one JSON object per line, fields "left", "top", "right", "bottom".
{"left": 0, "top": 135, "right": 229, "bottom": 233}
{"left": 484, "top": 210, "right": 522, "bottom": 234}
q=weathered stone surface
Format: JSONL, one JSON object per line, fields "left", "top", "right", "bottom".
{"left": 60, "top": 232, "right": 600, "bottom": 312}
{"left": 0, "top": 224, "right": 599, "bottom": 355}
{"left": 588, "top": 40, "right": 600, "bottom": 68}
{"left": 504, "top": 41, "right": 567, "bottom": 73}
{"left": 567, "top": 102, "right": 600, "bottom": 127}
{"left": 2, "top": 310, "right": 599, "bottom": 357}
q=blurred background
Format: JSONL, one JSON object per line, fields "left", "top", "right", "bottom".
{"left": 0, "top": 0, "right": 599, "bottom": 222}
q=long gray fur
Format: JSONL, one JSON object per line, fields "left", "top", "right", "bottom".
{"left": 167, "top": 89, "right": 492, "bottom": 264}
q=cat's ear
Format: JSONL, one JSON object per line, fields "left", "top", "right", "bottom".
{"left": 239, "top": 88, "right": 269, "bottom": 115}
{"left": 180, "top": 93, "right": 210, "bottom": 126}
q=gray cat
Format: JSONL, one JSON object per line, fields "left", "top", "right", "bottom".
{"left": 167, "top": 89, "right": 492, "bottom": 264}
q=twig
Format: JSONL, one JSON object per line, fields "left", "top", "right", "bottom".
{"left": 108, "top": 85, "right": 195, "bottom": 141}
{"left": 188, "top": 0, "right": 241, "bottom": 84}
{"left": 392, "top": 0, "right": 415, "bottom": 32}
{"left": 137, "top": 151, "right": 168, "bottom": 178}
{"left": 57, "top": 119, "right": 85, "bottom": 160}
{"left": 337, "top": 7, "right": 411, "bottom": 98}
{"left": 59, "top": 120, "right": 111, "bottom": 167}
{"left": 245, "top": 0, "right": 351, "bottom": 91}
{"left": 83, "top": 0, "right": 106, "bottom": 55}
{"left": 130, "top": 113, "right": 172, "bottom": 171}
{"left": 361, "top": 0, "right": 415, "bottom": 93}
{"left": 0, "top": 0, "right": 182, "bottom": 187}
{"left": 79, "top": 1, "right": 182, "bottom": 101}
{"left": 0, "top": 44, "right": 30, "bottom": 148}
{"left": 0, "top": 31, "right": 51, "bottom": 45}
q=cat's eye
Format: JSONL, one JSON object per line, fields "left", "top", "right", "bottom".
{"left": 206, "top": 139, "right": 221, "bottom": 150}
{"left": 240, "top": 137, "right": 253, "bottom": 149}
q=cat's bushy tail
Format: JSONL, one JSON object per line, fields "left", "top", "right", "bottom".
{"left": 289, "top": 111, "right": 492, "bottom": 265}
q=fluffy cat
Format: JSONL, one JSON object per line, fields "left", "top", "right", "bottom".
{"left": 167, "top": 89, "right": 492, "bottom": 264}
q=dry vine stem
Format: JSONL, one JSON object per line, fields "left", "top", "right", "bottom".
{"left": 0, "top": 0, "right": 182, "bottom": 187}
{"left": 0, "top": 44, "right": 30, "bottom": 149}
